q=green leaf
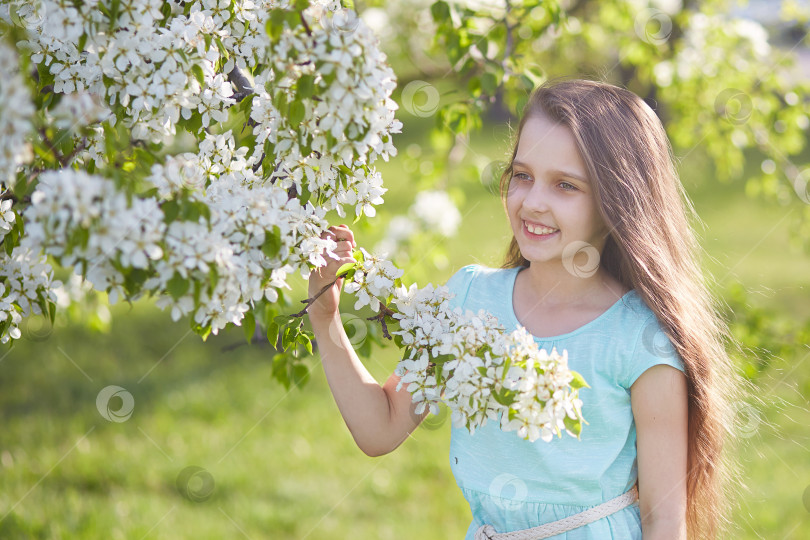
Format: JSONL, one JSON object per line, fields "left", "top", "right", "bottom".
{"left": 336, "top": 262, "right": 356, "bottom": 279}
{"left": 55, "top": 128, "right": 73, "bottom": 158}
{"left": 167, "top": 272, "right": 189, "bottom": 301}
{"left": 297, "top": 74, "right": 314, "bottom": 99}
{"left": 289, "top": 99, "right": 305, "bottom": 126}
{"left": 215, "top": 37, "right": 229, "bottom": 59}
{"left": 273, "top": 90, "right": 288, "bottom": 112}
{"left": 563, "top": 415, "right": 583, "bottom": 439}
{"left": 297, "top": 332, "right": 313, "bottom": 355}
{"left": 4, "top": 228, "right": 14, "bottom": 256}
{"left": 162, "top": 200, "right": 180, "bottom": 223}
{"left": 191, "top": 64, "right": 205, "bottom": 86}
{"left": 177, "top": 110, "right": 203, "bottom": 136}
{"left": 569, "top": 370, "right": 590, "bottom": 390}
{"left": 282, "top": 325, "right": 294, "bottom": 351}
{"left": 492, "top": 389, "right": 516, "bottom": 407}
{"left": 123, "top": 268, "right": 149, "bottom": 296}
{"left": 243, "top": 311, "right": 256, "bottom": 344}
{"left": 261, "top": 227, "right": 282, "bottom": 259}
{"left": 208, "top": 266, "right": 219, "bottom": 291}
{"left": 481, "top": 71, "right": 498, "bottom": 95}
{"left": 519, "top": 74, "right": 535, "bottom": 92}
{"left": 266, "top": 9, "right": 288, "bottom": 39}
{"left": 109, "top": 0, "right": 121, "bottom": 23}
{"left": 272, "top": 353, "right": 290, "bottom": 389}
{"left": 433, "top": 353, "right": 455, "bottom": 364}
{"left": 267, "top": 321, "right": 280, "bottom": 347}
{"left": 430, "top": 1, "right": 450, "bottom": 23}
{"left": 292, "top": 363, "right": 309, "bottom": 387}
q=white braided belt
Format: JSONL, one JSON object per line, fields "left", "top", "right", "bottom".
{"left": 473, "top": 484, "right": 639, "bottom": 540}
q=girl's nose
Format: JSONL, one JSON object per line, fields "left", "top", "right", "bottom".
{"left": 522, "top": 182, "right": 551, "bottom": 212}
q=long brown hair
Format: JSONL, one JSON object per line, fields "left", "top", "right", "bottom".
{"left": 499, "top": 77, "right": 745, "bottom": 538}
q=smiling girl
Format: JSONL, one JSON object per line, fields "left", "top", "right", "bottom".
{"left": 308, "top": 78, "right": 741, "bottom": 539}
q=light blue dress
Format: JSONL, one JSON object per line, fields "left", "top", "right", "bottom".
{"left": 443, "top": 264, "right": 686, "bottom": 540}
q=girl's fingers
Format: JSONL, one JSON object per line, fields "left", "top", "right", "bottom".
{"left": 326, "top": 225, "right": 356, "bottom": 248}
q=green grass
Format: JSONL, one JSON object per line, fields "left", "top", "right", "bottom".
{"left": 2, "top": 122, "right": 809, "bottom": 539}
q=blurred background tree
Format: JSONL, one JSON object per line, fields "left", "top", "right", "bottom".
{"left": 2, "top": 1, "right": 810, "bottom": 538}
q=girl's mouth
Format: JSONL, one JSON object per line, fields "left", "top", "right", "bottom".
{"left": 524, "top": 222, "right": 559, "bottom": 239}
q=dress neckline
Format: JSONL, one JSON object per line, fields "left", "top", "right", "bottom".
{"left": 508, "top": 267, "right": 635, "bottom": 341}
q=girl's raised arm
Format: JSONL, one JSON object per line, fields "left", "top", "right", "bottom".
{"left": 307, "top": 225, "right": 428, "bottom": 457}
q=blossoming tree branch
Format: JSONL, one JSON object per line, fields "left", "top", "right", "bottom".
{"left": 0, "top": 0, "right": 587, "bottom": 443}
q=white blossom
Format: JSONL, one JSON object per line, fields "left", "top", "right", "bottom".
{"left": 359, "top": 274, "right": 588, "bottom": 443}
{"left": 0, "top": 42, "right": 34, "bottom": 188}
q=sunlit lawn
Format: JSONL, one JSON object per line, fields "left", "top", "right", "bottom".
{"left": 1, "top": 123, "right": 809, "bottom": 539}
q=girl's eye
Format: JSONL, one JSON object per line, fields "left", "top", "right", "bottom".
{"left": 512, "top": 172, "right": 531, "bottom": 181}
{"left": 559, "top": 181, "right": 577, "bottom": 191}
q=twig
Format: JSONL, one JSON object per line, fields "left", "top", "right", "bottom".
{"left": 300, "top": 11, "right": 312, "bottom": 35}
{"left": 290, "top": 279, "right": 338, "bottom": 318}
{"left": 367, "top": 304, "right": 396, "bottom": 340}
{"left": 65, "top": 136, "right": 89, "bottom": 164}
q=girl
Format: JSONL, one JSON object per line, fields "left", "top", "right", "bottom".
{"left": 307, "top": 78, "right": 740, "bottom": 539}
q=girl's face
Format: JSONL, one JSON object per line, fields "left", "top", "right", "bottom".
{"left": 506, "top": 114, "right": 609, "bottom": 266}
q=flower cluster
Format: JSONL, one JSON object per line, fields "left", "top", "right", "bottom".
{"left": 0, "top": 41, "right": 33, "bottom": 188}
{"left": 0, "top": 200, "right": 16, "bottom": 238}
{"left": 15, "top": 0, "right": 238, "bottom": 142}
{"left": 336, "top": 255, "right": 587, "bottom": 443}
{"left": 0, "top": 246, "right": 62, "bottom": 343}
{"left": 9, "top": 0, "right": 400, "bottom": 213}
{"left": 250, "top": 3, "right": 400, "bottom": 219}
{"left": 342, "top": 248, "right": 404, "bottom": 312}
{"left": 22, "top": 132, "right": 341, "bottom": 335}
{"left": 387, "top": 282, "right": 585, "bottom": 442}
{"left": 23, "top": 169, "right": 166, "bottom": 301}
{"left": 0, "top": 1, "right": 405, "bottom": 344}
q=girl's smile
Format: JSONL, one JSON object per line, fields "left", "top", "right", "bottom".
{"left": 521, "top": 220, "right": 559, "bottom": 238}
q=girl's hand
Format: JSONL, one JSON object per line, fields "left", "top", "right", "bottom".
{"left": 307, "top": 224, "right": 357, "bottom": 320}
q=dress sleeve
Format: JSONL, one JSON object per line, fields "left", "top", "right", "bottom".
{"left": 443, "top": 264, "right": 479, "bottom": 312}
{"left": 622, "top": 312, "right": 687, "bottom": 389}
